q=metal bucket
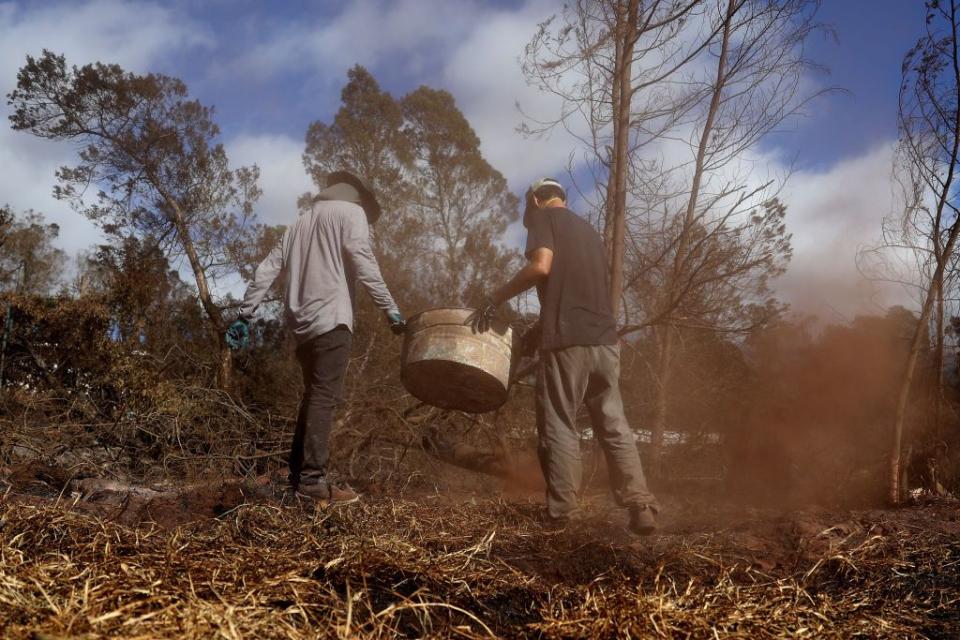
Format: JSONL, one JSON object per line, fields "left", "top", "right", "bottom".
{"left": 401, "top": 307, "right": 513, "bottom": 413}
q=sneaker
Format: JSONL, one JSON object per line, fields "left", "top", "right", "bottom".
{"left": 628, "top": 505, "right": 657, "bottom": 536}
{"left": 540, "top": 508, "right": 579, "bottom": 531}
{"left": 542, "top": 515, "right": 571, "bottom": 531}
{"left": 295, "top": 481, "right": 360, "bottom": 505}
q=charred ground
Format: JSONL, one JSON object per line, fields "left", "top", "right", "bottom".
{"left": 1, "top": 292, "right": 959, "bottom": 637}
{"left": 1, "top": 464, "right": 958, "bottom": 639}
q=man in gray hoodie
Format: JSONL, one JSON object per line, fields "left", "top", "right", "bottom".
{"left": 227, "top": 171, "right": 404, "bottom": 503}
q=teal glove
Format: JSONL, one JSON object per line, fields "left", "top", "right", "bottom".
{"left": 387, "top": 310, "right": 406, "bottom": 336}
{"left": 225, "top": 318, "right": 249, "bottom": 350}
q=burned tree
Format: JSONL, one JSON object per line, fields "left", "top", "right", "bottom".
{"left": 632, "top": 0, "right": 821, "bottom": 475}
{"left": 524, "top": 1, "right": 823, "bottom": 475}
{"left": 522, "top": 0, "right": 709, "bottom": 315}
{"left": 7, "top": 51, "right": 262, "bottom": 388}
{"left": 888, "top": 0, "right": 960, "bottom": 504}
{"left": 0, "top": 208, "right": 66, "bottom": 295}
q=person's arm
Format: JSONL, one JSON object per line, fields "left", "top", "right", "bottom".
{"left": 342, "top": 212, "right": 400, "bottom": 315}
{"left": 469, "top": 209, "right": 555, "bottom": 333}
{"left": 468, "top": 248, "right": 552, "bottom": 334}
{"left": 489, "top": 248, "right": 553, "bottom": 306}
{"left": 238, "top": 237, "right": 286, "bottom": 321}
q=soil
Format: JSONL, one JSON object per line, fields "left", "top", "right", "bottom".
{"left": 1, "top": 463, "right": 958, "bottom": 638}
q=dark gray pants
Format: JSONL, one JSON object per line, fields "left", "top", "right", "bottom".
{"left": 536, "top": 344, "right": 658, "bottom": 519}
{"left": 290, "top": 326, "right": 352, "bottom": 488}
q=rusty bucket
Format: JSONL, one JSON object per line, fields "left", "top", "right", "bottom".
{"left": 401, "top": 307, "right": 513, "bottom": 413}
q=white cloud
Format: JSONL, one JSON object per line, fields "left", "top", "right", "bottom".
{"left": 442, "top": 0, "right": 580, "bottom": 190}
{"left": 0, "top": 0, "right": 211, "bottom": 83}
{"left": 0, "top": 0, "right": 212, "bottom": 257}
{"left": 227, "top": 0, "right": 574, "bottom": 192}
{"left": 0, "top": 0, "right": 914, "bottom": 324}
{"left": 233, "top": 0, "right": 479, "bottom": 83}
{"left": 772, "top": 142, "right": 911, "bottom": 320}
{"left": 226, "top": 134, "right": 313, "bottom": 227}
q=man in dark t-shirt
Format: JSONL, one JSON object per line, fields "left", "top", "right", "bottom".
{"left": 469, "top": 178, "right": 659, "bottom": 535}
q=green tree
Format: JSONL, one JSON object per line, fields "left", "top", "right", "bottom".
{"left": 8, "top": 51, "right": 263, "bottom": 388}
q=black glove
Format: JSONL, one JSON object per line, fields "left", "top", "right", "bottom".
{"left": 467, "top": 298, "right": 498, "bottom": 333}
{"left": 387, "top": 310, "right": 406, "bottom": 336}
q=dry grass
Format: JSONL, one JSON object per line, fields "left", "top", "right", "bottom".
{"left": 0, "top": 491, "right": 957, "bottom": 639}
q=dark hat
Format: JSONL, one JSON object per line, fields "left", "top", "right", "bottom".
{"left": 326, "top": 170, "right": 382, "bottom": 224}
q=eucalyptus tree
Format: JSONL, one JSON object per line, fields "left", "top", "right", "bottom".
{"left": 401, "top": 86, "right": 519, "bottom": 305}
{"left": 305, "top": 69, "right": 520, "bottom": 309}
{"left": 8, "top": 50, "right": 262, "bottom": 388}
{"left": 302, "top": 65, "right": 427, "bottom": 305}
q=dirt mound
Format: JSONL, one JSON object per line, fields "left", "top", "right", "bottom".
{"left": 0, "top": 462, "right": 273, "bottom": 529}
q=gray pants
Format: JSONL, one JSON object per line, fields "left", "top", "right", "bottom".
{"left": 536, "top": 344, "right": 658, "bottom": 519}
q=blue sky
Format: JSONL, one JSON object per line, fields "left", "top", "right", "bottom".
{"left": 770, "top": 0, "right": 928, "bottom": 170}
{"left": 0, "top": 0, "right": 934, "bottom": 317}
{"left": 138, "top": 0, "right": 930, "bottom": 171}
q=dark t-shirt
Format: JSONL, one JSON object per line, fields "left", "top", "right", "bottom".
{"left": 524, "top": 207, "right": 618, "bottom": 350}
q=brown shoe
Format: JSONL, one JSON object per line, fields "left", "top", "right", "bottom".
{"left": 296, "top": 481, "right": 360, "bottom": 504}
{"left": 539, "top": 508, "right": 580, "bottom": 531}
{"left": 628, "top": 505, "right": 657, "bottom": 536}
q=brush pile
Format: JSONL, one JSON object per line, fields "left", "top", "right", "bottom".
{"left": 1, "top": 485, "right": 957, "bottom": 639}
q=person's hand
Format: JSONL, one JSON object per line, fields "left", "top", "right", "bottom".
{"left": 467, "top": 298, "right": 498, "bottom": 333}
{"left": 225, "top": 318, "right": 249, "bottom": 350}
{"left": 387, "top": 310, "right": 406, "bottom": 336}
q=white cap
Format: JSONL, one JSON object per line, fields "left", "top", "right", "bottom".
{"left": 528, "top": 177, "right": 565, "bottom": 199}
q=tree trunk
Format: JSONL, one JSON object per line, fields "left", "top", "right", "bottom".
{"left": 891, "top": 220, "right": 960, "bottom": 504}
{"left": 650, "top": 323, "right": 674, "bottom": 479}
{"left": 607, "top": 0, "right": 639, "bottom": 319}
{"left": 891, "top": 0, "right": 960, "bottom": 504}
{"left": 647, "top": 0, "right": 734, "bottom": 472}
{"left": 655, "top": 0, "right": 733, "bottom": 350}
{"left": 934, "top": 273, "right": 945, "bottom": 439}
{"left": 679, "top": 0, "right": 734, "bottom": 240}
{"left": 217, "top": 344, "right": 232, "bottom": 390}
{"left": 162, "top": 195, "right": 231, "bottom": 390}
